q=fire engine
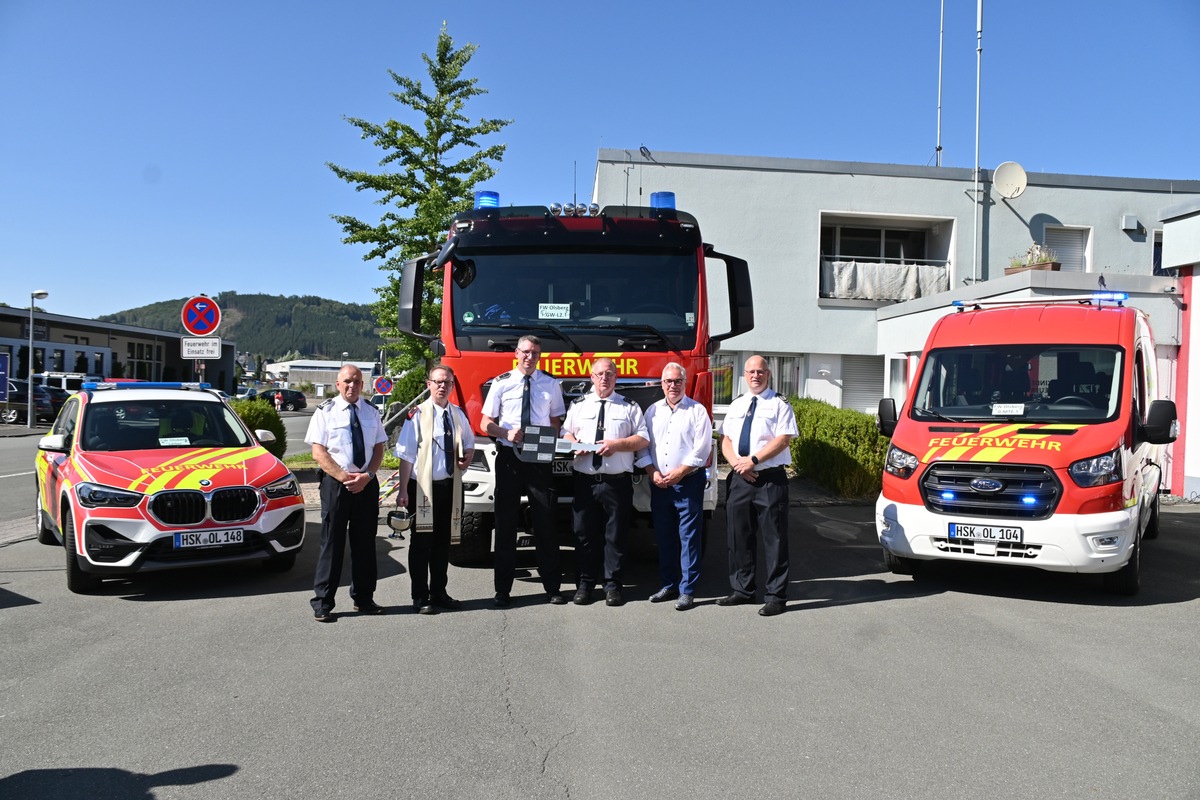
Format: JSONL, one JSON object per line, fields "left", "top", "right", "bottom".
{"left": 396, "top": 191, "right": 753, "bottom": 563}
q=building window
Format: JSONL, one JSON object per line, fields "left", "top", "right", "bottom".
{"left": 52, "top": 349, "right": 65, "bottom": 371}
{"left": 712, "top": 353, "right": 736, "bottom": 405}
{"left": 819, "top": 215, "right": 952, "bottom": 302}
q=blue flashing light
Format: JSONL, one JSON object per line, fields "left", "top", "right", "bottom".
{"left": 1093, "top": 291, "right": 1128, "bottom": 303}
{"left": 1021, "top": 495, "right": 1037, "bottom": 505}
{"left": 474, "top": 191, "right": 499, "bottom": 209}
{"left": 84, "top": 382, "right": 211, "bottom": 391}
{"left": 650, "top": 191, "right": 676, "bottom": 210}
{"left": 941, "top": 491, "right": 956, "bottom": 501}
{"left": 951, "top": 300, "right": 965, "bottom": 307}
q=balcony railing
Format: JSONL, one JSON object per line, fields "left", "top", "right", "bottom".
{"left": 819, "top": 258, "right": 950, "bottom": 302}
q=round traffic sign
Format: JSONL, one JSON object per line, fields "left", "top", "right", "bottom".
{"left": 373, "top": 376, "right": 393, "bottom": 396}
{"left": 181, "top": 296, "right": 222, "bottom": 336}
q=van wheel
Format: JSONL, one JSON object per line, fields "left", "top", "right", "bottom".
{"left": 63, "top": 508, "right": 101, "bottom": 594}
{"left": 1103, "top": 538, "right": 1140, "bottom": 596}
{"left": 1143, "top": 493, "right": 1161, "bottom": 540}
{"left": 450, "top": 512, "right": 493, "bottom": 566}
{"left": 883, "top": 549, "right": 921, "bottom": 576}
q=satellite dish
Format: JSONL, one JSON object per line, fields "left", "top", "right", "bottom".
{"left": 993, "top": 161, "right": 1028, "bottom": 199}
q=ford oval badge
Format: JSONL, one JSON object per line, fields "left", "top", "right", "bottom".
{"left": 970, "top": 477, "right": 1003, "bottom": 493}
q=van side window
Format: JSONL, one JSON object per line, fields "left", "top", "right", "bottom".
{"left": 1132, "top": 351, "right": 1147, "bottom": 424}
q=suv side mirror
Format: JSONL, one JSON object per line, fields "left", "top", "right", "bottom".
{"left": 1142, "top": 399, "right": 1178, "bottom": 444}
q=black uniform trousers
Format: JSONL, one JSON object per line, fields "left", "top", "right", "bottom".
{"left": 404, "top": 477, "right": 453, "bottom": 602}
{"left": 725, "top": 467, "right": 790, "bottom": 603}
{"left": 572, "top": 471, "right": 632, "bottom": 592}
{"left": 311, "top": 474, "right": 380, "bottom": 612}
{"left": 494, "top": 445, "right": 561, "bottom": 596}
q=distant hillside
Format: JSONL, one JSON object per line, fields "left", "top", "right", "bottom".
{"left": 99, "top": 291, "right": 383, "bottom": 360}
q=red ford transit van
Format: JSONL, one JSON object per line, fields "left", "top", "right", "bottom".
{"left": 876, "top": 294, "right": 1177, "bottom": 595}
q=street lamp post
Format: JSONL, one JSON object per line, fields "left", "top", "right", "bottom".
{"left": 28, "top": 290, "right": 49, "bottom": 429}
{"left": 341, "top": 352, "right": 349, "bottom": 365}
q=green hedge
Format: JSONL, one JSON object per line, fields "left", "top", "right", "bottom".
{"left": 789, "top": 397, "right": 889, "bottom": 498}
{"left": 232, "top": 398, "right": 287, "bottom": 460}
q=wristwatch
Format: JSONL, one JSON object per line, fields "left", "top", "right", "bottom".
{"left": 750, "top": 456, "right": 759, "bottom": 466}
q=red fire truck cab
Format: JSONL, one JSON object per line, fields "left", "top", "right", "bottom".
{"left": 397, "top": 191, "right": 753, "bottom": 563}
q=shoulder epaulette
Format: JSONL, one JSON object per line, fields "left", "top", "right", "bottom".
{"left": 318, "top": 398, "right": 335, "bottom": 410}
{"left": 494, "top": 371, "right": 513, "bottom": 381}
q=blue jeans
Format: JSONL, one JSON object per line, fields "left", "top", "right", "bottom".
{"left": 650, "top": 470, "right": 706, "bottom": 596}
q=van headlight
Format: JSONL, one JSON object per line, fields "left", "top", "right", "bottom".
{"left": 884, "top": 444, "right": 919, "bottom": 479}
{"left": 1069, "top": 449, "right": 1122, "bottom": 487}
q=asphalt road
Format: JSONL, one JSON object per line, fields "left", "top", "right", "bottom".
{"left": 2, "top": 495, "right": 1199, "bottom": 799}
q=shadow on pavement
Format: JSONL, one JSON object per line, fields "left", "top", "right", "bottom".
{"left": 0, "top": 764, "right": 238, "bottom": 800}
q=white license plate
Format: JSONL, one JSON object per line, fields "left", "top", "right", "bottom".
{"left": 552, "top": 460, "right": 573, "bottom": 475}
{"left": 947, "top": 523, "right": 1023, "bottom": 543}
{"left": 174, "top": 529, "right": 244, "bottom": 548}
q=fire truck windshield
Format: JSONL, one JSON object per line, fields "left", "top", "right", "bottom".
{"left": 450, "top": 251, "right": 700, "bottom": 352}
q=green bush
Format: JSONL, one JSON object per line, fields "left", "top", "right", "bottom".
{"left": 789, "top": 397, "right": 888, "bottom": 498}
{"left": 232, "top": 398, "right": 287, "bottom": 459}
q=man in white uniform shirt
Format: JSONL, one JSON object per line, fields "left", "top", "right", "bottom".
{"left": 480, "top": 335, "right": 566, "bottom": 607}
{"left": 638, "top": 362, "right": 712, "bottom": 611}
{"left": 561, "top": 358, "right": 649, "bottom": 607}
{"left": 395, "top": 365, "right": 475, "bottom": 615}
{"left": 305, "top": 364, "right": 388, "bottom": 622}
{"left": 717, "top": 355, "right": 798, "bottom": 617}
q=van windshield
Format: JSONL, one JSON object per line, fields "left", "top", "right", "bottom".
{"left": 911, "top": 345, "right": 1122, "bottom": 423}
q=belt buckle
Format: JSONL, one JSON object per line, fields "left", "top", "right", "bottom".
{"left": 593, "top": 472, "right": 605, "bottom": 483}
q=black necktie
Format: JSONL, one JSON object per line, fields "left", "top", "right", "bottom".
{"left": 442, "top": 407, "right": 454, "bottom": 475}
{"left": 738, "top": 396, "right": 757, "bottom": 458}
{"left": 521, "top": 375, "right": 532, "bottom": 429}
{"left": 593, "top": 399, "right": 606, "bottom": 470}
{"left": 349, "top": 402, "right": 366, "bottom": 469}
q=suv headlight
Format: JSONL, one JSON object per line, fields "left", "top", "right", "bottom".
{"left": 1069, "top": 449, "right": 1122, "bottom": 487}
{"left": 264, "top": 475, "right": 301, "bottom": 499}
{"left": 884, "top": 444, "right": 920, "bottom": 479}
{"left": 76, "top": 483, "right": 143, "bottom": 508}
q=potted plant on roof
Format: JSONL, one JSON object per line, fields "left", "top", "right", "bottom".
{"left": 1005, "top": 242, "right": 1061, "bottom": 275}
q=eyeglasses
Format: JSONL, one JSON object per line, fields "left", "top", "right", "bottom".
{"left": 592, "top": 371, "right": 616, "bottom": 379}
{"left": 744, "top": 369, "right": 768, "bottom": 375}
{"left": 662, "top": 378, "right": 684, "bottom": 385}
{"left": 428, "top": 379, "right": 453, "bottom": 386}
{"left": 516, "top": 348, "right": 540, "bottom": 359}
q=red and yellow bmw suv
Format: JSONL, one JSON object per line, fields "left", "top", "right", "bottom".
{"left": 35, "top": 382, "right": 305, "bottom": 593}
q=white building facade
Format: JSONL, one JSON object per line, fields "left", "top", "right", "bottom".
{"left": 592, "top": 149, "right": 1200, "bottom": 493}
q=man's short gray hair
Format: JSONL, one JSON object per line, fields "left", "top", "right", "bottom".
{"left": 661, "top": 362, "right": 687, "bottom": 381}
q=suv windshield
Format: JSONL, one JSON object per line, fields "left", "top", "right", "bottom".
{"left": 911, "top": 344, "right": 1123, "bottom": 423}
{"left": 82, "top": 399, "right": 254, "bottom": 451}
{"left": 450, "top": 252, "right": 699, "bottom": 351}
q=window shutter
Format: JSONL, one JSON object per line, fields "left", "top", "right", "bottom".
{"left": 1043, "top": 228, "right": 1088, "bottom": 273}
{"left": 842, "top": 355, "right": 885, "bottom": 413}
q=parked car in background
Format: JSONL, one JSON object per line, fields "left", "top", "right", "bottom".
{"left": 3, "top": 380, "right": 55, "bottom": 424}
{"left": 273, "top": 388, "right": 306, "bottom": 411}
{"left": 34, "top": 382, "right": 305, "bottom": 593}
{"left": 369, "top": 393, "right": 388, "bottom": 411}
{"left": 42, "top": 386, "right": 71, "bottom": 417}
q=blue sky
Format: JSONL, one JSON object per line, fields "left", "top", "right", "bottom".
{"left": 2, "top": 0, "right": 1197, "bottom": 320}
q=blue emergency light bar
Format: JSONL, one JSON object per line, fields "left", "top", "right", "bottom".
{"left": 84, "top": 382, "right": 211, "bottom": 391}
{"left": 650, "top": 191, "right": 676, "bottom": 209}
{"left": 474, "top": 191, "right": 500, "bottom": 209}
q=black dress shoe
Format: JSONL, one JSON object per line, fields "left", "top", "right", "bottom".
{"left": 418, "top": 602, "right": 437, "bottom": 615}
{"left": 605, "top": 588, "right": 624, "bottom": 607}
{"left": 492, "top": 593, "right": 510, "bottom": 608}
{"left": 674, "top": 594, "right": 694, "bottom": 611}
{"left": 547, "top": 593, "right": 567, "bottom": 605}
{"left": 758, "top": 600, "right": 786, "bottom": 617}
{"left": 313, "top": 608, "right": 333, "bottom": 622}
{"left": 432, "top": 593, "right": 462, "bottom": 610}
{"left": 716, "top": 593, "right": 753, "bottom": 607}
{"left": 354, "top": 601, "right": 385, "bottom": 615}
{"left": 649, "top": 587, "right": 679, "bottom": 603}
{"left": 572, "top": 587, "right": 593, "bottom": 605}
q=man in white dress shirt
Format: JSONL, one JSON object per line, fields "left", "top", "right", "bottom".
{"left": 561, "top": 357, "right": 649, "bottom": 607}
{"left": 717, "top": 355, "right": 798, "bottom": 617}
{"left": 639, "top": 362, "right": 712, "bottom": 611}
